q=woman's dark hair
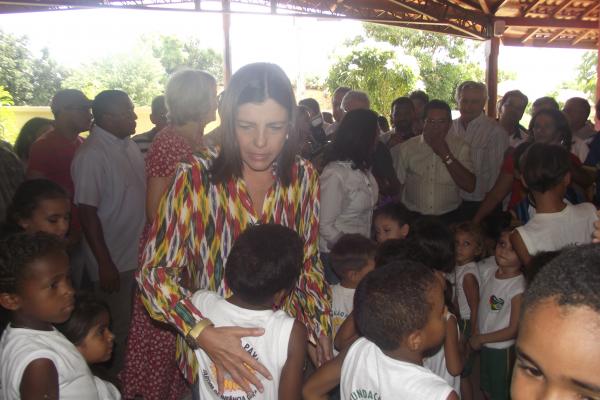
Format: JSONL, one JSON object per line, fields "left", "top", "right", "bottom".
{"left": 323, "top": 108, "right": 379, "bottom": 170}
{"left": 209, "top": 63, "right": 299, "bottom": 186}
{"left": 373, "top": 202, "right": 413, "bottom": 228}
{"left": 14, "top": 118, "right": 53, "bottom": 161}
{"left": 2, "top": 179, "right": 68, "bottom": 236}
{"left": 407, "top": 216, "right": 455, "bottom": 273}
{"left": 55, "top": 293, "right": 109, "bottom": 345}
{"left": 529, "top": 108, "right": 572, "bottom": 151}
{"left": 521, "top": 143, "right": 571, "bottom": 193}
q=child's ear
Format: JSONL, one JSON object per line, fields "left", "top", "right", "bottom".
{"left": 563, "top": 171, "right": 572, "bottom": 187}
{"left": 0, "top": 292, "right": 21, "bottom": 311}
{"left": 400, "top": 224, "right": 410, "bottom": 239}
{"left": 406, "top": 330, "right": 423, "bottom": 352}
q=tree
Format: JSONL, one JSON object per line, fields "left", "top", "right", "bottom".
{"left": 362, "top": 23, "right": 484, "bottom": 107}
{"left": 30, "top": 48, "right": 70, "bottom": 106}
{"left": 574, "top": 50, "right": 597, "bottom": 98}
{"left": 63, "top": 48, "right": 165, "bottom": 106}
{"left": 152, "top": 35, "right": 224, "bottom": 83}
{"left": 327, "top": 45, "right": 418, "bottom": 115}
{"left": 0, "top": 30, "right": 34, "bottom": 105}
{"left": 0, "top": 86, "right": 16, "bottom": 143}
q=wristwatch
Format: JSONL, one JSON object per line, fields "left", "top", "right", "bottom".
{"left": 184, "top": 318, "right": 214, "bottom": 350}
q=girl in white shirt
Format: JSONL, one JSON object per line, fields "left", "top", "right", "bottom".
{"left": 319, "top": 109, "right": 380, "bottom": 257}
{"left": 56, "top": 294, "right": 120, "bottom": 400}
{"left": 0, "top": 233, "right": 99, "bottom": 400}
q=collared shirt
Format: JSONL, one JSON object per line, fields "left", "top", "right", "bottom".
{"left": 573, "top": 121, "right": 596, "bottom": 142}
{"left": 71, "top": 125, "right": 146, "bottom": 279}
{"left": 132, "top": 127, "right": 160, "bottom": 155}
{"left": 451, "top": 113, "right": 509, "bottom": 201}
{"left": 393, "top": 134, "right": 473, "bottom": 216}
{"left": 319, "top": 161, "right": 378, "bottom": 252}
{"left": 137, "top": 152, "right": 331, "bottom": 381}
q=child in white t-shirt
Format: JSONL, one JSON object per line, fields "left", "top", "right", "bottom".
{"left": 511, "top": 244, "right": 600, "bottom": 400}
{"left": 341, "top": 260, "right": 458, "bottom": 400}
{"left": 470, "top": 229, "right": 525, "bottom": 400}
{"left": 511, "top": 143, "right": 597, "bottom": 266}
{"left": 191, "top": 224, "right": 307, "bottom": 400}
{"left": 56, "top": 294, "right": 120, "bottom": 400}
{"left": 330, "top": 234, "right": 376, "bottom": 342}
{"left": 0, "top": 232, "right": 100, "bottom": 400}
{"left": 451, "top": 222, "right": 484, "bottom": 400}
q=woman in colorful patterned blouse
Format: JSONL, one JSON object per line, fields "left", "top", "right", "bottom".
{"left": 137, "top": 62, "right": 332, "bottom": 394}
{"left": 121, "top": 70, "right": 217, "bottom": 400}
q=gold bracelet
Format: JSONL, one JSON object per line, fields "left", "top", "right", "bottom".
{"left": 188, "top": 318, "right": 214, "bottom": 340}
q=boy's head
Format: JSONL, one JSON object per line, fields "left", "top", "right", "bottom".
{"left": 330, "top": 234, "right": 376, "bottom": 287}
{"left": 225, "top": 224, "right": 303, "bottom": 306}
{"left": 372, "top": 202, "right": 412, "bottom": 244}
{"left": 520, "top": 143, "right": 571, "bottom": 194}
{"left": 512, "top": 244, "right": 600, "bottom": 400}
{"left": 0, "top": 232, "right": 74, "bottom": 326}
{"left": 354, "top": 261, "right": 446, "bottom": 355}
{"left": 407, "top": 217, "right": 455, "bottom": 273}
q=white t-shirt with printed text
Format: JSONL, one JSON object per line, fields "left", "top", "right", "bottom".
{"left": 341, "top": 337, "right": 455, "bottom": 400}
{"left": 191, "top": 291, "right": 294, "bottom": 400}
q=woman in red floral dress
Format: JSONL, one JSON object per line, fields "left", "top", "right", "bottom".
{"left": 120, "top": 69, "right": 217, "bottom": 400}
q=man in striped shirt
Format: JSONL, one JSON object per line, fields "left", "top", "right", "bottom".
{"left": 132, "top": 95, "right": 167, "bottom": 155}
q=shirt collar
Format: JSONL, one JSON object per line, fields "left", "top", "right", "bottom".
{"left": 92, "top": 125, "right": 128, "bottom": 146}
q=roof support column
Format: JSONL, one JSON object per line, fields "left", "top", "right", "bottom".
{"left": 485, "top": 35, "right": 500, "bottom": 118}
{"left": 222, "top": 0, "right": 232, "bottom": 85}
{"left": 596, "top": 17, "right": 599, "bottom": 129}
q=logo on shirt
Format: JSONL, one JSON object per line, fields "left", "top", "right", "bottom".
{"left": 350, "top": 389, "right": 381, "bottom": 400}
{"left": 489, "top": 295, "right": 505, "bottom": 311}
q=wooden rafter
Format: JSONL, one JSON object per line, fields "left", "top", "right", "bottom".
{"left": 552, "top": 0, "right": 574, "bottom": 18}
{"left": 501, "top": 16, "right": 597, "bottom": 29}
{"left": 546, "top": 28, "right": 565, "bottom": 43}
{"left": 491, "top": 0, "right": 509, "bottom": 14}
{"left": 581, "top": 2, "right": 599, "bottom": 19}
{"left": 571, "top": 30, "right": 589, "bottom": 45}
{"left": 521, "top": 27, "right": 539, "bottom": 42}
{"left": 477, "top": 0, "right": 490, "bottom": 14}
{"left": 521, "top": 0, "right": 542, "bottom": 17}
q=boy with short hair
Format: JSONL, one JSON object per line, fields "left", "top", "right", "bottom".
{"left": 330, "top": 234, "right": 376, "bottom": 341}
{"left": 341, "top": 261, "right": 458, "bottom": 400}
{"left": 511, "top": 243, "right": 600, "bottom": 399}
{"left": 191, "top": 224, "right": 307, "bottom": 400}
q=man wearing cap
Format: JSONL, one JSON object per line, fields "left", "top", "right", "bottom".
{"left": 27, "top": 89, "right": 92, "bottom": 287}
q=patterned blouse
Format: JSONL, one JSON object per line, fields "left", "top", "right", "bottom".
{"left": 138, "top": 149, "right": 332, "bottom": 380}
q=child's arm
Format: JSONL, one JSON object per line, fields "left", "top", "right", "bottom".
{"left": 443, "top": 314, "right": 463, "bottom": 376}
{"left": 279, "top": 320, "right": 308, "bottom": 400}
{"left": 470, "top": 294, "right": 523, "bottom": 350}
{"left": 333, "top": 313, "right": 359, "bottom": 352}
{"left": 20, "top": 358, "right": 59, "bottom": 400}
{"left": 463, "top": 273, "right": 479, "bottom": 336}
{"left": 510, "top": 230, "right": 532, "bottom": 267}
{"left": 302, "top": 347, "right": 349, "bottom": 400}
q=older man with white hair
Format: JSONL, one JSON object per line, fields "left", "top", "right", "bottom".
{"left": 450, "top": 81, "right": 508, "bottom": 220}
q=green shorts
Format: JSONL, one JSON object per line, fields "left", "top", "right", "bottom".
{"left": 480, "top": 346, "right": 515, "bottom": 400}
{"left": 458, "top": 318, "right": 474, "bottom": 377}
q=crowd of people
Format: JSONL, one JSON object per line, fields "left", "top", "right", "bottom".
{"left": 0, "top": 61, "right": 600, "bottom": 400}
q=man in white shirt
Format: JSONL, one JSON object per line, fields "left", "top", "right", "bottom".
{"left": 450, "top": 81, "right": 509, "bottom": 220}
{"left": 71, "top": 90, "right": 146, "bottom": 377}
{"left": 394, "top": 100, "right": 475, "bottom": 223}
{"left": 564, "top": 97, "right": 595, "bottom": 162}
{"left": 325, "top": 86, "right": 351, "bottom": 137}
{"left": 497, "top": 90, "right": 529, "bottom": 148}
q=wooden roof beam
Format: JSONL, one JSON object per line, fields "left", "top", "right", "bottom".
{"left": 501, "top": 16, "right": 597, "bottom": 29}
{"left": 503, "top": 36, "right": 596, "bottom": 49}
{"left": 521, "top": 27, "right": 539, "bottom": 42}
{"left": 491, "top": 0, "right": 509, "bottom": 14}
{"left": 552, "top": 0, "right": 574, "bottom": 17}
{"left": 581, "top": 2, "right": 599, "bottom": 19}
{"left": 546, "top": 28, "right": 565, "bottom": 43}
{"left": 478, "top": 0, "right": 490, "bottom": 14}
{"left": 571, "top": 30, "right": 589, "bottom": 45}
{"left": 521, "top": 0, "right": 542, "bottom": 17}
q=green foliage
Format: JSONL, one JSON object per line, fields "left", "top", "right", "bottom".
{"left": 575, "top": 51, "right": 597, "bottom": 98}
{"left": 30, "top": 48, "right": 70, "bottom": 106}
{"left": 63, "top": 48, "right": 165, "bottom": 106}
{"left": 326, "top": 45, "right": 417, "bottom": 115}
{"left": 0, "top": 86, "right": 16, "bottom": 142}
{"left": 361, "top": 23, "right": 484, "bottom": 107}
{"left": 152, "top": 35, "right": 224, "bottom": 83}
